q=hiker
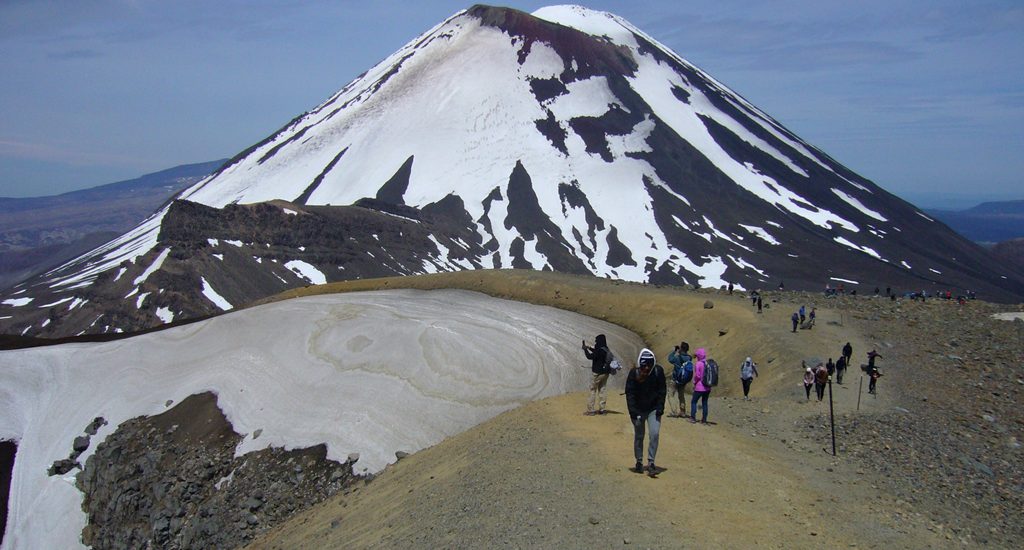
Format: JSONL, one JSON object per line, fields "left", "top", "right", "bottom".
{"left": 835, "top": 354, "right": 848, "bottom": 384}
{"left": 808, "top": 307, "right": 816, "bottom": 328}
{"left": 757, "top": 295, "right": 763, "bottom": 314}
{"left": 728, "top": 282, "right": 734, "bottom": 295}
{"left": 625, "top": 348, "right": 666, "bottom": 476}
{"left": 866, "top": 350, "right": 883, "bottom": 394}
{"left": 750, "top": 289, "right": 759, "bottom": 307}
{"left": 689, "top": 348, "right": 712, "bottom": 423}
{"left": 791, "top": 312, "right": 799, "bottom": 332}
{"left": 799, "top": 305, "right": 806, "bottom": 325}
{"left": 826, "top": 357, "right": 835, "bottom": 377}
{"left": 842, "top": 342, "right": 853, "bottom": 368}
{"left": 667, "top": 342, "right": 693, "bottom": 417}
{"left": 814, "top": 363, "right": 829, "bottom": 401}
{"left": 739, "top": 357, "right": 758, "bottom": 400}
{"left": 803, "top": 365, "right": 814, "bottom": 400}
{"left": 582, "top": 334, "right": 612, "bottom": 415}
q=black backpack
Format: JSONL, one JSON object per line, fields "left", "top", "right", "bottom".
{"left": 702, "top": 359, "right": 720, "bottom": 387}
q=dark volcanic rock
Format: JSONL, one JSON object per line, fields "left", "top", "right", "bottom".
{"left": 76, "top": 392, "right": 362, "bottom": 549}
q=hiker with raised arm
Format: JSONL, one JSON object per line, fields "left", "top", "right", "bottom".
{"left": 866, "top": 349, "right": 883, "bottom": 394}
{"left": 582, "top": 334, "right": 612, "bottom": 415}
{"left": 667, "top": 341, "right": 693, "bottom": 418}
{"left": 626, "top": 348, "right": 666, "bottom": 477}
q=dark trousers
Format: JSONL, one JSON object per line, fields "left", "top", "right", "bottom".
{"left": 836, "top": 367, "right": 845, "bottom": 384}
{"left": 690, "top": 390, "right": 710, "bottom": 422}
{"left": 741, "top": 378, "right": 752, "bottom": 397}
{"left": 815, "top": 382, "right": 826, "bottom": 401}
{"left": 804, "top": 383, "right": 812, "bottom": 399}
{"left": 869, "top": 376, "right": 878, "bottom": 393}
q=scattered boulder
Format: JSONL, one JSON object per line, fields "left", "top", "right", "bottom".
{"left": 703, "top": 300, "right": 714, "bottom": 309}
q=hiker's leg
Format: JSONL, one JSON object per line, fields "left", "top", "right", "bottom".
{"left": 597, "top": 373, "right": 609, "bottom": 411}
{"left": 646, "top": 410, "right": 661, "bottom": 464}
{"left": 805, "top": 384, "right": 812, "bottom": 399}
{"left": 742, "top": 378, "right": 752, "bottom": 397}
{"left": 632, "top": 414, "right": 646, "bottom": 462}
{"left": 690, "top": 391, "right": 699, "bottom": 419}
{"left": 587, "top": 373, "right": 600, "bottom": 412}
{"left": 667, "top": 383, "right": 679, "bottom": 415}
{"left": 699, "top": 391, "right": 709, "bottom": 422}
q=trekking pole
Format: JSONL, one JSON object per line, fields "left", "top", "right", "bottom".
{"left": 828, "top": 376, "right": 836, "bottom": 456}
{"left": 856, "top": 376, "right": 863, "bottom": 412}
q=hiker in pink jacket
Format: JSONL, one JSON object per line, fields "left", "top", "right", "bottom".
{"left": 689, "top": 348, "right": 711, "bottom": 423}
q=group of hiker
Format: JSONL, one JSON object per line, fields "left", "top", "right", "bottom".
{"left": 582, "top": 335, "right": 756, "bottom": 477}
{"left": 801, "top": 342, "right": 884, "bottom": 400}
{"left": 582, "top": 326, "right": 889, "bottom": 477}
{"left": 790, "top": 305, "right": 816, "bottom": 332}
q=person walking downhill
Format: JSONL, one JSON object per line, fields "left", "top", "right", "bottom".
{"left": 814, "top": 362, "right": 829, "bottom": 401}
{"left": 626, "top": 349, "right": 666, "bottom": 477}
{"left": 799, "top": 305, "right": 806, "bottom": 326}
{"left": 739, "top": 357, "right": 758, "bottom": 400}
{"left": 667, "top": 342, "right": 693, "bottom": 418}
{"left": 791, "top": 312, "right": 799, "bottom": 333}
{"left": 835, "top": 354, "right": 848, "bottom": 385}
{"left": 757, "top": 295, "right": 763, "bottom": 314}
{"left": 803, "top": 365, "right": 814, "bottom": 400}
{"left": 690, "top": 348, "right": 712, "bottom": 423}
{"left": 842, "top": 342, "right": 853, "bottom": 368}
{"left": 582, "top": 334, "right": 612, "bottom": 415}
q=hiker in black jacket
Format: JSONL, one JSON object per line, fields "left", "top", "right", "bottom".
{"left": 582, "top": 334, "right": 613, "bottom": 415}
{"left": 626, "top": 348, "right": 667, "bottom": 477}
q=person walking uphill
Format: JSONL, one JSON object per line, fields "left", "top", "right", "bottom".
{"left": 740, "top": 357, "right": 758, "bottom": 400}
{"left": 803, "top": 365, "right": 814, "bottom": 400}
{"left": 626, "top": 349, "right": 666, "bottom": 477}
{"left": 791, "top": 312, "right": 800, "bottom": 333}
{"left": 690, "top": 348, "right": 712, "bottom": 423}
{"left": 582, "top": 334, "right": 613, "bottom": 415}
{"left": 813, "top": 363, "right": 829, "bottom": 401}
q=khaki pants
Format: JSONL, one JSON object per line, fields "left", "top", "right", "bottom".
{"left": 667, "top": 382, "right": 687, "bottom": 415}
{"left": 587, "top": 373, "right": 609, "bottom": 412}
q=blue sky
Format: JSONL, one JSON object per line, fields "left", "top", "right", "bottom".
{"left": 1, "top": 1, "right": 1021, "bottom": 208}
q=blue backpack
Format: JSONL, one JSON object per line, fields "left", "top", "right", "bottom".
{"left": 672, "top": 359, "right": 693, "bottom": 385}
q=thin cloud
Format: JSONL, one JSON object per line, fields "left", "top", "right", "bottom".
{"left": 0, "top": 138, "right": 148, "bottom": 168}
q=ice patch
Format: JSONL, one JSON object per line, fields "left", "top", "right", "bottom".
{"left": 833, "top": 236, "right": 884, "bottom": 261}
{"left": 200, "top": 277, "right": 233, "bottom": 311}
{"left": 133, "top": 248, "right": 171, "bottom": 286}
{"left": 155, "top": 306, "right": 174, "bottom": 323}
{"left": 738, "top": 224, "right": 780, "bottom": 245}
{"left": 2, "top": 298, "right": 33, "bottom": 307}
{"left": 285, "top": 260, "right": 327, "bottom": 285}
{"left": 832, "top": 189, "right": 887, "bottom": 222}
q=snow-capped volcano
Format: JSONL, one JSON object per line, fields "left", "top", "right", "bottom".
{"left": 2, "top": 4, "right": 1021, "bottom": 337}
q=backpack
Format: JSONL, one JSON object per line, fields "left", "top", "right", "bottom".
{"left": 702, "top": 358, "right": 719, "bottom": 387}
{"left": 672, "top": 360, "right": 693, "bottom": 385}
{"left": 604, "top": 347, "right": 622, "bottom": 374}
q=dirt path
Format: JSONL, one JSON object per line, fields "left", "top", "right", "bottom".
{"left": 249, "top": 290, "right": 947, "bottom": 549}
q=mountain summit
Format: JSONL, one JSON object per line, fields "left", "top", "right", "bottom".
{"left": 3, "top": 4, "right": 1021, "bottom": 337}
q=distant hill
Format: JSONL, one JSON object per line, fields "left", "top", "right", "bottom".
{"left": 0, "top": 160, "right": 226, "bottom": 289}
{"left": 925, "top": 200, "right": 1024, "bottom": 244}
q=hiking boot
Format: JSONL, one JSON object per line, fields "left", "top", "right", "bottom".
{"left": 633, "top": 461, "right": 644, "bottom": 473}
{"left": 583, "top": 411, "right": 596, "bottom": 416}
{"left": 647, "top": 463, "right": 657, "bottom": 477}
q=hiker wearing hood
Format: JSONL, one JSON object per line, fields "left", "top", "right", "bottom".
{"left": 690, "top": 348, "right": 712, "bottom": 423}
{"left": 625, "top": 348, "right": 666, "bottom": 476}
{"left": 802, "top": 363, "right": 814, "bottom": 400}
{"left": 582, "top": 334, "right": 613, "bottom": 415}
{"left": 739, "top": 357, "right": 758, "bottom": 400}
